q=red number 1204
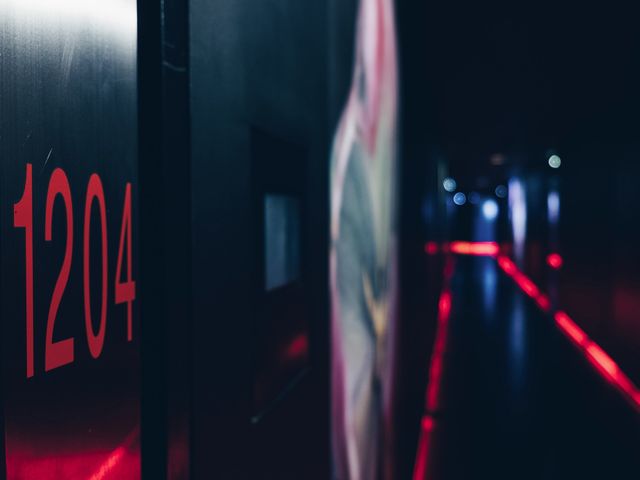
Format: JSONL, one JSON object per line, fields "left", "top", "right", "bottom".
{"left": 14, "top": 163, "right": 136, "bottom": 378}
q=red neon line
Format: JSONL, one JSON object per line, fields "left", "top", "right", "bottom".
{"left": 498, "top": 259, "right": 640, "bottom": 413}
{"left": 535, "top": 294, "right": 551, "bottom": 313}
{"left": 88, "top": 446, "right": 127, "bottom": 480}
{"left": 497, "top": 256, "right": 517, "bottom": 275}
{"left": 412, "top": 415, "right": 434, "bottom": 480}
{"left": 513, "top": 272, "right": 540, "bottom": 298}
{"left": 554, "top": 311, "right": 587, "bottom": 347}
{"left": 449, "top": 241, "right": 499, "bottom": 256}
{"left": 586, "top": 343, "right": 619, "bottom": 378}
{"left": 414, "top": 258, "right": 456, "bottom": 479}
{"left": 556, "top": 312, "right": 640, "bottom": 412}
{"left": 425, "top": 289, "right": 452, "bottom": 411}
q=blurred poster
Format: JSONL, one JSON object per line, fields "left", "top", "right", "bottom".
{"left": 330, "top": 0, "right": 399, "bottom": 478}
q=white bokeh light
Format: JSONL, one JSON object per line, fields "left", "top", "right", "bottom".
{"left": 482, "top": 199, "right": 499, "bottom": 221}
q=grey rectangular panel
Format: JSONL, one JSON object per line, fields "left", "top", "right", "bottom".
{"left": 264, "top": 194, "right": 301, "bottom": 291}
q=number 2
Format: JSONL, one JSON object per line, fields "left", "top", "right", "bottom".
{"left": 45, "top": 168, "right": 75, "bottom": 372}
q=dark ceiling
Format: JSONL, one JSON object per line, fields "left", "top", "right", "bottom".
{"left": 412, "top": 2, "right": 640, "bottom": 173}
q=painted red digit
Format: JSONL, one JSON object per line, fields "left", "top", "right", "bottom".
{"left": 84, "top": 174, "right": 108, "bottom": 359}
{"left": 14, "top": 163, "right": 34, "bottom": 378}
{"left": 115, "top": 183, "right": 135, "bottom": 341}
{"left": 45, "top": 168, "right": 75, "bottom": 372}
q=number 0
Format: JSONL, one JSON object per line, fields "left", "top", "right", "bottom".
{"left": 84, "top": 174, "right": 108, "bottom": 358}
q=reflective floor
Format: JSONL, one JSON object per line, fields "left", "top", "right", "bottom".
{"left": 414, "top": 213, "right": 640, "bottom": 480}
{"left": 414, "top": 252, "right": 640, "bottom": 479}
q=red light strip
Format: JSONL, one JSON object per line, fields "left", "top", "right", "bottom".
{"left": 496, "top": 256, "right": 551, "bottom": 313}
{"left": 413, "top": 257, "right": 456, "bottom": 479}
{"left": 88, "top": 427, "right": 139, "bottom": 480}
{"left": 425, "top": 290, "right": 452, "bottom": 411}
{"left": 554, "top": 311, "right": 640, "bottom": 411}
{"left": 413, "top": 415, "right": 434, "bottom": 480}
{"left": 425, "top": 241, "right": 499, "bottom": 256}
{"left": 554, "top": 311, "right": 587, "bottom": 346}
{"left": 449, "top": 241, "right": 499, "bottom": 256}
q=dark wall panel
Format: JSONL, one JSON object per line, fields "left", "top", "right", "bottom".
{"left": 189, "top": 1, "right": 330, "bottom": 478}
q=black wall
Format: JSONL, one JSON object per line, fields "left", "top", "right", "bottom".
{"left": 189, "top": 1, "right": 335, "bottom": 477}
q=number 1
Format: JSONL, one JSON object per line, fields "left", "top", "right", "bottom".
{"left": 14, "top": 164, "right": 34, "bottom": 378}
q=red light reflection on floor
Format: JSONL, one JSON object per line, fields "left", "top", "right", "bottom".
{"left": 6, "top": 427, "right": 140, "bottom": 480}
{"left": 88, "top": 446, "right": 127, "bottom": 480}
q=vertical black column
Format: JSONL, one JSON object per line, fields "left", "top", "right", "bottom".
{"left": 138, "top": 0, "right": 192, "bottom": 478}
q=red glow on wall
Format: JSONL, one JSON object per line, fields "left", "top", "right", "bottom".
{"left": 88, "top": 446, "right": 127, "bottom": 480}
{"left": 282, "top": 334, "right": 309, "bottom": 363}
{"left": 425, "top": 242, "right": 439, "bottom": 255}
{"left": 449, "top": 241, "right": 499, "bottom": 256}
{"left": 6, "top": 428, "right": 140, "bottom": 480}
{"left": 546, "top": 253, "right": 563, "bottom": 269}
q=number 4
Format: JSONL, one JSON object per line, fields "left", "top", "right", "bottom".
{"left": 115, "top": 183, "right": 136, "bottom": 341}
